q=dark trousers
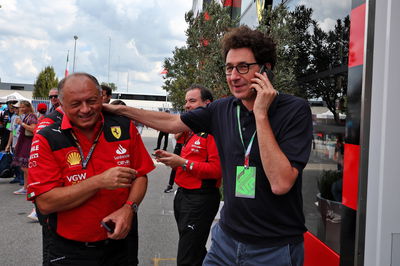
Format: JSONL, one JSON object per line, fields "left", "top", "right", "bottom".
{"left": 43, "top": 216, "right": 139, "bottom": 266}
{"left": 156, "top": 131, "right": 169, "bottom": 150}
{"left": 47, "top": 230, "right": 130, "bottom": 266}
{"left": 0, "top": 129, "right": 10, "bottom": 151}
{"left": 174, "top": 188, "right": 220, "bottom": 266}
{"left": 167, "top": 143, "right": 183, "bottom": 187}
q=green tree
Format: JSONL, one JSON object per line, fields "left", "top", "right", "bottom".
{"left": 259, "top": 3, "right": 349, "bottom": 123}
{"left": 101, "top": 82, "right": 117, "bottom": 91}
{"left": 162, "top": 2, "right": 236, "bottom": 109}
{"left": 33, "top": 66, "right": 59, "bottom": 98}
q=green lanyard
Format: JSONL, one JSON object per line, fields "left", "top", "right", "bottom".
{"left": 236, "top": 105, "right": 256, "bottom": 168}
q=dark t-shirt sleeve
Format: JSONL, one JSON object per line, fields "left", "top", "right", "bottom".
{"left": 180, "top": 104, "right": 214, "bottom": 134}
{"left": 279, "top": 99, "right": 313, "bottom": 172}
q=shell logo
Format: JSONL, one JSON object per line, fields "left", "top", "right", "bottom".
{"left": 67, "top": 151, "right": 81, "bottom": 167}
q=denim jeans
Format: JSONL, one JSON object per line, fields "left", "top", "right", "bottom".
{"left": 203, "top": 223, "right": 304, "bottom": 266}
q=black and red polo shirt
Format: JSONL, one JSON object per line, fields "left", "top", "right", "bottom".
{"left": 174, "top": 132, "right": 221, "bottom": 190}
{"left": 27, "top": 112, "right": 154, "bottom": 242}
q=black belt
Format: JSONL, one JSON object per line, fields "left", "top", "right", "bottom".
{"left": 178, "top": 187, "right": 219, "bottom": 194}
{"left": 51, "top": 230, "right": 110, "bottom": 248}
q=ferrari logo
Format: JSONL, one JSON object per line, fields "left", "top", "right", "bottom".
{"left": 111, "top": 126, "right": 121, "bottom": 139}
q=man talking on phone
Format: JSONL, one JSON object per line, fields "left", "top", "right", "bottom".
{"left": 27, "top": 73, "right": 154, "bottom": 265}
{"left": 104, "top": 26, "right": 313, "bottom": 265}
{"left": 154, "top": 84, "right": 221, "bottom": 266}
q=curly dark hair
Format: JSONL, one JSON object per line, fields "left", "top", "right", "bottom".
{"left": 221, "top": 26, "right": 276, "bottom": 69}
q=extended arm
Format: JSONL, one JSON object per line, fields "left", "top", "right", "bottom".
{"left": 103, "top": 104, "right": 189, "bottom": 133}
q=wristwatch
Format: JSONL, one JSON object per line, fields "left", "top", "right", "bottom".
{"left": 182, "top": 160, "right": 189, "bottom": 171}
{"left": 125, "top": 200, "right": 139, "bottom": 213}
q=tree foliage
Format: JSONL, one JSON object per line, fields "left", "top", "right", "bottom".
{"left": 162, "top": 2, "right": 237, "bottom": 110}
{"left": 33, "top": 66, "right": 59, "bottom": 98}
{"left": 101, "top": 82, "right": 117, "bottom": 91}
{"left": 259, "top": 3, "right": 349, "bottom": 123}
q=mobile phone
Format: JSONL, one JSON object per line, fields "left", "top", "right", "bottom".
{"left": 259, "top": 65, "right": 274, "bottom": 81}
{"left": 152, "top": 153, "right": 162, "bottom": 158}
{"left": 101, "top": 220, "right": 115, "bottom": 233}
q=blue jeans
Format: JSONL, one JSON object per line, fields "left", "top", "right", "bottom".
{"left": 203, "top": 223, "right": 304, "bottom": 266}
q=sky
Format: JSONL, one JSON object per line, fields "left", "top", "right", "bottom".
{"left": 0, "top": 0, "right": 192, "bottom": 95}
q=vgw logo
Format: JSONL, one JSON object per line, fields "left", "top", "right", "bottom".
{"left": 66, "top": 173, "right": 87, "bottom": 183}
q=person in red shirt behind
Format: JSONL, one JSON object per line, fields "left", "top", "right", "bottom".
{"left": 154, "top": 84, "right": 222, "bottom": 266}
{"left": 27, "top": 73, "right": 154, "bottom": 265}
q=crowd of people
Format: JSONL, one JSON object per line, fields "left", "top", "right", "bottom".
{"left": 2, "top": 26, "right": 312, "bottom": 266}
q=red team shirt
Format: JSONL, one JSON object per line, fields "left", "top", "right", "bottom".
{"left": 174, "top": 132, "right": 221, "bottom": 190}
{"left": 27, "top": 113, "right": 154, "bottom": 242}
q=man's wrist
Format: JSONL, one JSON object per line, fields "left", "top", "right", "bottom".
{"left": 182, "top": 159, "right": 189, "bottom": 171}
{"left": 124, "top": 200, "right": 138, "bottom": 213}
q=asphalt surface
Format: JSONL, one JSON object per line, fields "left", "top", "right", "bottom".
{"left": 0, "top": 127, "right": 334, "bottom": 265}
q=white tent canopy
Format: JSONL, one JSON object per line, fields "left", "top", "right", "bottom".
{"left": 316, "top": 110, "right": 346, "bottom": 119}
{"left": 0, "top": 92, "right": 31, "bottom": 103}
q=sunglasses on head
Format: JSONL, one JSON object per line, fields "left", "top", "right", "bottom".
{"left": 49, "top": 95, "right": 58, "bottom": 99}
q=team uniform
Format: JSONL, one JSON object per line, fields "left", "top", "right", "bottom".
{"left": 27, "top": 112, "right": 154, "bottom": 265}
{"left": 173, "top": 132, "right": 221, "bottom": 266}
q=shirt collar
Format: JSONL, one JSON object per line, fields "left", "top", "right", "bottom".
{"left": 233, "top": 95, "right": 280, "bottom": 117}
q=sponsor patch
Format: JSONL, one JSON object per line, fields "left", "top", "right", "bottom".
{"left": 29, "top": 161, "right": 37, "bottom": 168}
{"left": 66, "top": 151, "right": 81, "bottom": 168}
{"left": 66, "top": 173, "right": 87, "bottom": 184}
{"left": 31, "top": 145, "right": 39, "bottom": 152}
{"left": 116, "top": 144, "right": 127, "bottom": 155}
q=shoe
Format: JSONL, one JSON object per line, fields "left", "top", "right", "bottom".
{"left": 164, "top": 186, "right": 173, "bottom": 193}
{"left": 27, "top": 210, "right": 39, "bottom": 222}
{"left": 154, "top": 148, "right": 160, "bottom": 151}
{"left": 13, "top": 188, "right": 27, "bottom": 195}
{"left": 9, "top": 179, "right": 19, "bottom": 184}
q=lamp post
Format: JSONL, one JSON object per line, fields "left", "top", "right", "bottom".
{"left": 73, "top": 35, "right": 78, "bottom": 72}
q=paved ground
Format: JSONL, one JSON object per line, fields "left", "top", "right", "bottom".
{"left": 0, "top": 127, "right": 334, "bottom": 265}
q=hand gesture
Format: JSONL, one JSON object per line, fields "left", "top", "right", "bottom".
{"left": 154, "top": 149, "right": 185, "bottom": 169}
{"left": 251, "top": 71, "right": 278, "bottom": 117}
{"left": 98, "top": 167, "right": 137, "bottom": 190}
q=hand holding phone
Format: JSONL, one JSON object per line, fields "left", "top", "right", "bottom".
{"left": 258, "top": 65, "right": 274, "bottom": 81}
{"left": 101, "top": 220, "right": 115, "bottom": 234}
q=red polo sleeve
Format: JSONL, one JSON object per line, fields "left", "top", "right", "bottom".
{"left": 27, "top": 134, "right": 63, "bottom": 201}
{"left": 186, "top": 134, "right": 221, "bottom": 179}
{"left": 129, "top": 122, "right": 155, "bottom": 176}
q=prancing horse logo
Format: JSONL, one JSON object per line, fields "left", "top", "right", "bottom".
{"left": 111, "top": 126, "right": 121, "bottom": 139}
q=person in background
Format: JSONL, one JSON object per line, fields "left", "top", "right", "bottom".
{"left": 163, "top": 131, "right": 188, "bottom": 193}
{"left": 101, "top": 84, "right": 112, "bottom": 104}
{"left": 154, "top": 110, "right": 170, "bottom": 151}
{"left": 12, "top": 100, "right": 38, "bottom": 195}
{"left": 48, "top": 88, "right": 60, "bottom": 113}
{"left": 154, "top": 84, "right": 222, "bottom": 265}
{"left": 6, "top": 103, "right": 23, "bottom": 185}
{"left": 0, "top": 95, "right": 17, "bottom": 151}
{"left": 36, "top": 103, "right": 48, "bottom": 122}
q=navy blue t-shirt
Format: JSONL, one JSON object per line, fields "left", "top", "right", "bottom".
{"left": 181, "top": 94, "right": 313, "bottom": 246}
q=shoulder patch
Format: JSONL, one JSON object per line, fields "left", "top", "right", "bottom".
{"left": 103, "top": 112, "right": 131, "bottom": 142}
{"left": 196, "top": 132, "right": 208, "bottom": 138}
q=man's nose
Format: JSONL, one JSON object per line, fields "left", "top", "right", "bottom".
{"left": 80, "top": 102, "right": 91, "bottom": 113}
